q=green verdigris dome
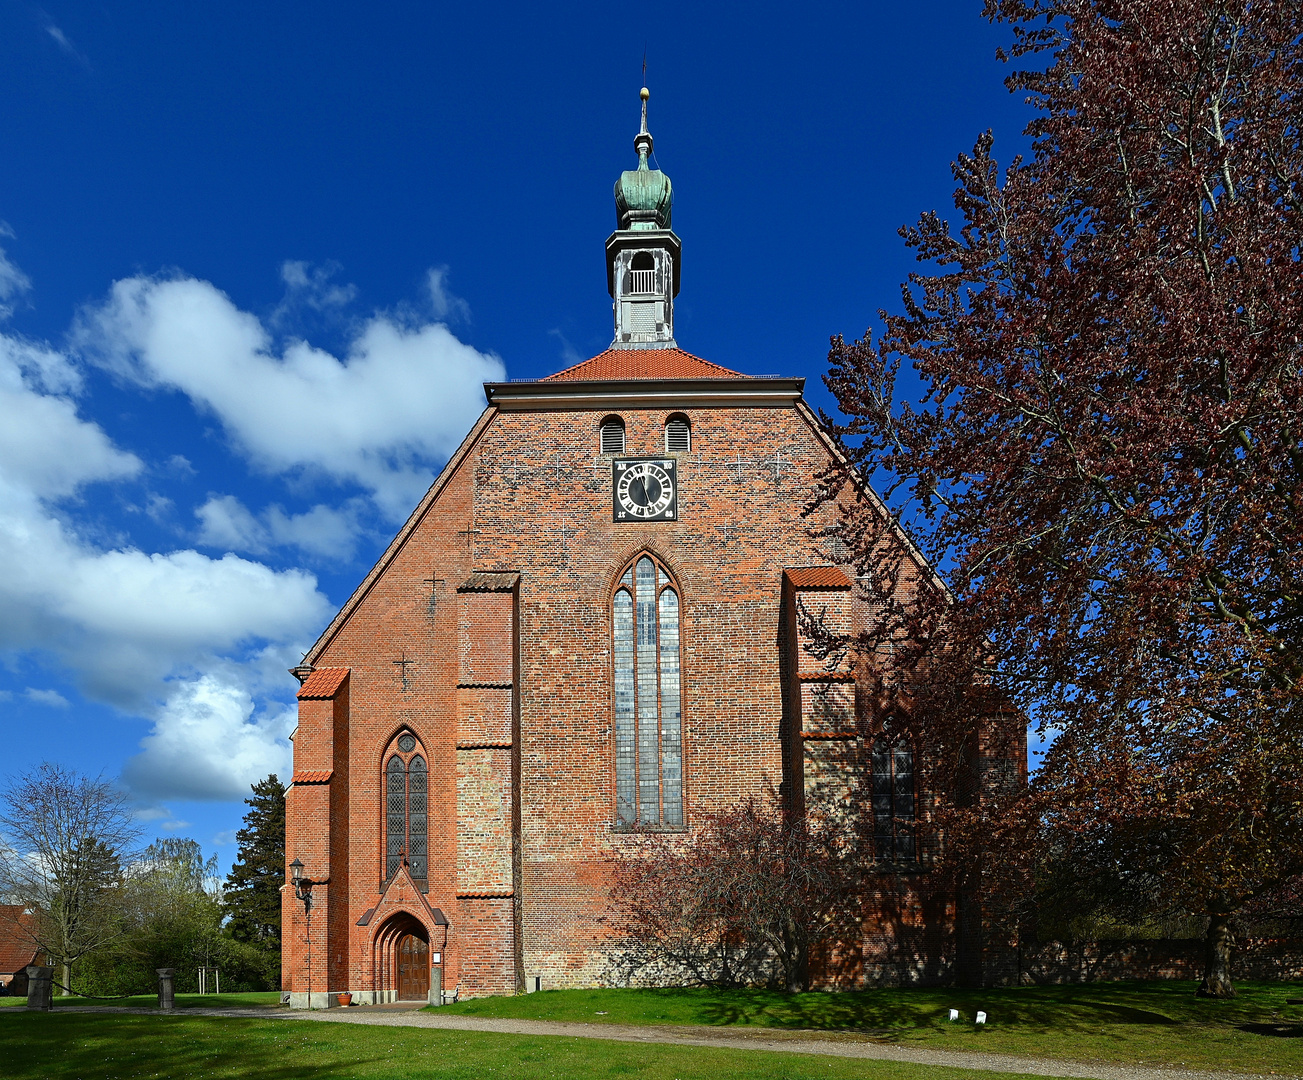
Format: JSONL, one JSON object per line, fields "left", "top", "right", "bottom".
{"left": 614, "top": 87, "right": 672, "bottom": 231}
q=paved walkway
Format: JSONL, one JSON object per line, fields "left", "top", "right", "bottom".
{"left": 14, "top": 1003, "right": 1287, "bottom": 1080}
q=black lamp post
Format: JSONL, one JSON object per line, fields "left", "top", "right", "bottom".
{"left": 289, "top": 858, "right": 315, "bottom": 1008}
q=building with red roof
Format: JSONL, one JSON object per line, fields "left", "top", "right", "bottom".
{"left": 281, "top": 87, "right": 1024, "bottom": 1006}
{"left": 0, "top": 906, "right": 42, "bottom": 996}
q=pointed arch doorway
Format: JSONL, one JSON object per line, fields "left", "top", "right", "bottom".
{"left": 397, "top": 931, "right": 429, "bottom": 1000}
{"left": 376, "top": 912, "right": 431, "bottom": 1002}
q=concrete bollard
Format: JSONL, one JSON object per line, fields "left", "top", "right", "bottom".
{"left": 428, "top": 966, "right": 443, "bottom": 1007}
{"left": 156, "top": 968, "right": 176, "bottom": 1010}
{"left": 25, "top": 966, "right": 53, "bottom": 1011}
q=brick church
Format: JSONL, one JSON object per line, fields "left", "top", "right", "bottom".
{"left": 282, "top": 88, "right": 1025, "bottom": 1006}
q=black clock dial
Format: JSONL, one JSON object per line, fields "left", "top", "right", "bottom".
{"left": 612, "top": 458, "right": 677, "bottom": 522}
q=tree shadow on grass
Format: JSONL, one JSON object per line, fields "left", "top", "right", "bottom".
{"left": 1239, "top": 1023, "right": 1303, "bottom": 1038}
{"left": 695, "top": 986, "right": 1181, "bottom": 1037}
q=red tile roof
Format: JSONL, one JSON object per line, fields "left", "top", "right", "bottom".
{"left": 541, "top": 348, "right": 745, "bottom": 382}
{"left": 0, "top": 906, "right": 40, "bottom": 976}
{"left": 296, "top": 667, "right": 349, "bottom": 700}
{"left": 291, "top": 770, "right": 333, "bottom": 784}
{"left": 785, "top": 566, "right": 853, "bottom": 590}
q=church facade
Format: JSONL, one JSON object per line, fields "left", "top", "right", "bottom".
{"left": 281, "top": 90, "right": 1025, "bottom": 1006}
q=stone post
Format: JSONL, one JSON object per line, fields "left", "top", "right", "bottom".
{"left": 156, "top": 968, "right": 176, "bottom": 1010}
{"left": 24, "top": 966, "right": 53, "bottom": 1011}
{"left": 427, "top": 966, "right": 443, "bottom": 1007}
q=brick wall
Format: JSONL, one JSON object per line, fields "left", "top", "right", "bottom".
{"left": 282, "top": 391, "right": 1026, "bottom": 998}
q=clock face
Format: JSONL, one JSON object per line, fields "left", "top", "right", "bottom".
{"left": 613, "top": 458, "right": 677, "bottom": 522}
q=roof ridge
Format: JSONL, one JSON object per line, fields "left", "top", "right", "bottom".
{"left": 540, "top": 347, "right": 746, "bottom": 382}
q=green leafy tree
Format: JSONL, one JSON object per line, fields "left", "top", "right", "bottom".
{"left": 223, "top": 775, "right": 286, "bottom": 976}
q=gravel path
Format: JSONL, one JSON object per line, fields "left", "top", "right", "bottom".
{"left": 15, "top": 1003, "right": 1287, "bottom": 1080}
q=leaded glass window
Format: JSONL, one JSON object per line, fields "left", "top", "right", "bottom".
{"left": 613, "top": 554, "right": 683, "bottom": 827}
{"left": 386, "top": 755, "right": 407, "bottom": 879}
{"left": 871, "top": 737, "right": 915, "bottom": 862}
{"left": 385, "top": 738, "right": 430, "bottom": 882}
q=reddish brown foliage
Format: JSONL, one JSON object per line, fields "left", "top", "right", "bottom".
{"left": 822, "top": 0, "right": 1303, "bottom": 996}
{"left": 605, "top": 796, "right": 862, "bottom": 991}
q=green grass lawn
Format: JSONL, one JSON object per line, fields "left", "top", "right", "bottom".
{"left": 437, "top": 980, "right": 1303, "bottom": 1075}
{"left": 0, "top": 1012, "right": 1049, "bottom": 1080}
{"left": 0, "top": 990, "right": 282, "bottom": 1009}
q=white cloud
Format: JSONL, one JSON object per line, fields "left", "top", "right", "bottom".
{"left": 427, "top": 267, "right": 470, "bottom": 323}
{"left": 274, "top": 260, "right": 357, "bottom": 320}
{"left": 122, "top": 676, "right": 295, "bottom": 801}
{"left": 196, "top": 493, "right": 364, "bottom": 561}
{"left": 0, "top": 248, "right": 337, "bottom": 809}
{"left": 24, "top": 688, "right": 68, "bottom": 707}
{"left": 0, "top": 336, "right": 138, "bottom": 498}
{"left": 548, "top": 328, "right": 582, "bottom": 367}
{"left": 0, "top": 228, "right": 32, "bottom": 319}
{"left": 0, "top": 262, "right": 332, "bottom": 730}
{"left": 79, "top": 273, "right": 503, "bottom": 518}
{"left": 213, "top": 829, "right": 238, "bottom": 847}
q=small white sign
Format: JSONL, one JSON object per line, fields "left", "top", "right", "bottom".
{"left": 431, "top": 953, "right": 441, "bottom": 964}
{"left": 948, "top": 1009, "right": 960, "bottom": 1022}
{"left": 976, "top": 1011, "right": 988, "bottom": 1025}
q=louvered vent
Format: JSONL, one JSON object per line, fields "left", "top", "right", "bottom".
{"left": 600, "top": 418, "right": 626, "bottom": 454}
{"left": 665, "top": 417, "right": 690, "bottom": 452}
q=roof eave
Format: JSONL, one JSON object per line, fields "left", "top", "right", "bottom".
{"left": 484, "top": 376, "right": 805, "bottom": 411}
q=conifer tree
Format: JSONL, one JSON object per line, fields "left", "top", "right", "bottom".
{"left": 222, "top": 775, "right": 286, "bottom": 958}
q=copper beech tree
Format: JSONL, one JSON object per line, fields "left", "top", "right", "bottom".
{"left": 821, "top": 0, "right": 1302, "bottom": 996}
{"left": 606, "top": 796, "right": 861, "bottom": 991}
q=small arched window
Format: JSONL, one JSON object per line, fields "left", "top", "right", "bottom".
{"left": 613, "top": 554, "right": 683, "bottom": 827}
{"left": 600, "top": 416, "right": 626, "bottom": 455}
{"left": 665, "top": 415, "right": 691, "bottom": 453}
{"left": 626, "top": 252, "right": 656, "bottom": 296}
{"left": 870, "top": 735, "right": 915, "bottom": 862}
{"left": 385, "top": 743, "right": 428, "bottom": 882}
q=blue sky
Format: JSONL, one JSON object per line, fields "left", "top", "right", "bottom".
{"left": 0, "top": 1, "right": 1034, "bottom": 870}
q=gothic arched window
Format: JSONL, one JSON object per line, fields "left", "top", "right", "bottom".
{"left": 870, "top": 735, "right": 915, "bottom": 862}
{"left": 385, "top": 739, "right": 428, "bottom": 882}
{"left": 613, "top": 553, "right": 683, "bottom": 827}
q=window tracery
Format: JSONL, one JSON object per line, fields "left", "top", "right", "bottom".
{"left": 870, "top": 731, "right": 915, "bottom": 862}
{"left": 613, "top": 553, "right": 683, "bottom": 827}
{"left": 384, "top": 733, "right": 428, "bottom": 882}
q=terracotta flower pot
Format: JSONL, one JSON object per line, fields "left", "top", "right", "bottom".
{"left": 337, "top": 992, "right": 352, "bottom": 1007}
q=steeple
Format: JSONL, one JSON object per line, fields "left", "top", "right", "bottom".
{"left": 607, "top": 85, "right": 681, "bottom": 349}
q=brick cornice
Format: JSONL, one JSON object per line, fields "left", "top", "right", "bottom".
{"left": 484, "top": 376, "right": 804, "bottom": 412}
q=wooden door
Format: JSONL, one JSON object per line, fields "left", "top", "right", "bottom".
{"left": 396, "top": 933, "right": 429, "bottom": 1000}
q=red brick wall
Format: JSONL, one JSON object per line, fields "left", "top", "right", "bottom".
{"left": 282, "top": 395, "right": 1025, "bottom": 997}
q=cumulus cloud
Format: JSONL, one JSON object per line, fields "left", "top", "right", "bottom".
{"left": 0, "top": 248, "right": 333, "bottom": 803}
{"left": 196, "top": 493, "right": 364, "bottom": 561}
{"left": 0, "top": 338, "right": 139, "bottom": 498}
{"left": 78, "top": 273, "right": 503, "bottom": 517}
{"left": 122, "top": 675, "right": 295, "bottom": 801}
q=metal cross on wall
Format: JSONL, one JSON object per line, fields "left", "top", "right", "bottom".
{"left": 392, "top": 652, "right": 414, "bottom": 692}
{"left": 421, "top": 573, "right": 444, "bottom": 616}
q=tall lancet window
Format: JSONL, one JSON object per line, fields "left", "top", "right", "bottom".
{"left": 384, "top": 733, "right": 429, "bottom": 883}
{"left": 613, "top": 554, "right": 683, "bottom": 827}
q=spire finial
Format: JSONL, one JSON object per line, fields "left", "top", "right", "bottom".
{"left": 634, "top": 84, "right": 653, "bottom": 166}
